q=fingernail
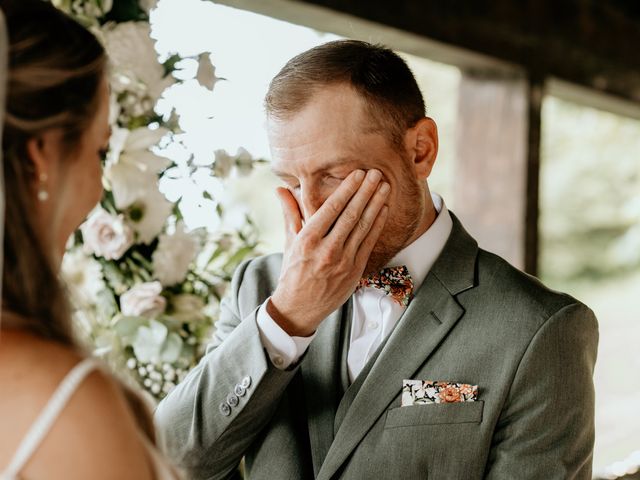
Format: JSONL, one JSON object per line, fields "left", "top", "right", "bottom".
{"left": 379, "top": 182, "right": 390, "bottom": 195}
{"left": 367, "top": 169, "right": 381, "bottom": 183}
{"left": 354, "top": 170, "right": 365, "bottom": 182}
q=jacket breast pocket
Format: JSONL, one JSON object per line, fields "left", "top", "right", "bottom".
{"left": 384, "top": 401, "right": 484, "bottom": 429}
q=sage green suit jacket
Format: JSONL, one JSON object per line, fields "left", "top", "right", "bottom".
{"left": 155, "top": 214, "right": 598, "bottom": 479}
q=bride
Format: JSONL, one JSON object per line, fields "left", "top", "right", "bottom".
{"left": 0, "top": 1, "right": 180, "bottom": 478}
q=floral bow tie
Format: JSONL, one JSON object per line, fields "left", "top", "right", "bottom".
{"left": 357, "top": 265, "right": 414, "bottom": 307}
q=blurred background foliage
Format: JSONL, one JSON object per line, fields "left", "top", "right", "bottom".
{"left": 540, "top": 97, "right": 640, "bottom": 286}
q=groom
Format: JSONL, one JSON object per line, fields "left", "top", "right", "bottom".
{"left": 156, "top": 40, "right": 598, "bottom": 479}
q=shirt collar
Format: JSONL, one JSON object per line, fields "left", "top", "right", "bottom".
{"left": 385, "top": 193, "right": 453, "bottom": 291}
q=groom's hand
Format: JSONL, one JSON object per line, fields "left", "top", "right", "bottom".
{"left": 268, "top": 169, "right": 390, "bottom": 337}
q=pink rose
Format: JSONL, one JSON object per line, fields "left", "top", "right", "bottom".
{"left": 120, "top": 281, "right": 166, "bottom": 318}
{"left": 81, "top": 208, "right": 134, "bottom": 260}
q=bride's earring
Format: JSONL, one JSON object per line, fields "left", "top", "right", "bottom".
{"left": 37, "top": 172, "right": 49, "bottom": 202}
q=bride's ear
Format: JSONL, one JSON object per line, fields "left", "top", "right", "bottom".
{"left": 26, "top": 129, "right": 63, "bottom": 185}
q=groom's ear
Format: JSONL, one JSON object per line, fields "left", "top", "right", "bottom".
{"left": 404, "top": 117, "right": 438, "bottom": 180}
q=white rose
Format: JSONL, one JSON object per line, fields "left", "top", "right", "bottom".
{"left": 81, "top": 208, "right": 134, "bottom": 260}
{"left": 152, "top": 223, "right": 200, "bottom": 286}
{"left": 120, "top": 281, "right": 166, "bottom": 318}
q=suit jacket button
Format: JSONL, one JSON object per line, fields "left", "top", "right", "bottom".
{"left": 234, "top": 384, "right": 247, "bottom": 397}
{"left": 219, "top": 402, "right": 231, "bottom": 416}
{"left": 241, "top": 376, "right": 252, "bottom": 389}
{"left": 227, "top": 393, "right": 239, "bottom": 407}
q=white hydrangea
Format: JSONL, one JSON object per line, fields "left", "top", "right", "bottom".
{"left": 152, "top": 223, "right": 200, "bottom": 286}
{"left": 61, "top": 248, "right": 106, "bottom": 305}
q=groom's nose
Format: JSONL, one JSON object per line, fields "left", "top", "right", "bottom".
{"left": 298, "top": 183, "right": 331, "bottom": 221}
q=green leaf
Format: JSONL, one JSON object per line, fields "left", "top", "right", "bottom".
{"left": 224, "top": 246, "right": 255, "bottom": 271}
{"left": 160, "top": 333, "right": 183, "bottom": 363}
{"left": 102, "top": 0, "right": 146, "bottom": 23}
{"left": 113, "top": 315, "right": 145, "bottom": 345}
{"left": 163, "top": 54, "right": 182, "bottom": 76}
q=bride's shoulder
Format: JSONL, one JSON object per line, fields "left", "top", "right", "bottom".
{"left": 0, "top": 328, "right": 131, "bottom": 420}
{"left": 0, "top": 329, "right": 155, "bottom": 479}
{"left": 0, "top": 328, "right": 83, "bottom": 393}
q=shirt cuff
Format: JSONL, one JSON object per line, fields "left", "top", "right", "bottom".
{"left": 256, "top": 298, "right": 315, "bottom": 369}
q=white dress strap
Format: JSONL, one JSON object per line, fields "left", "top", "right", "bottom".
{"left": 1, "top": 358, "right": 101, "bottom": 479}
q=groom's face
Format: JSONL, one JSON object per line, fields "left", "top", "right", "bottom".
{"left": 267, "top": 82, "right": 425, "bottom": 273}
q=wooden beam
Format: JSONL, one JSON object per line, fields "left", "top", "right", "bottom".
{"left": 453, "top": 70, "right": 541, "bottom": 273}
{"left": 291, "top": 0, "right": 640, "bottom": 105}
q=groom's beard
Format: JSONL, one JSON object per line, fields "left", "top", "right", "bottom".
{"left": 363, "top": 173, "right": 423, "bottom": 277}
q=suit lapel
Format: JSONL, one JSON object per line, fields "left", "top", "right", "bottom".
{"left": 317, "top": 214, "right": 478, "bottom": 480}
{"left": 300, "top": 300, "right": 351, "bottom": 476}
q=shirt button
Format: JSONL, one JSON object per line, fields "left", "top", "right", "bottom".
{"left": 226, "top": 393, "right": 239, "bottom": 407}
{"left": 367, "top": 321, "right": 379, "bottom": 330}
{"left": 219, "top": 402, "right": 231, "bottom": 416}
{"left": 273, "top": 356, "right": 284, "bottom": 367}
{"left": 241, "top": 376, "right": 252, "bottom": 389}
{"left": 234, "top": 384, "right": 247, "bottom": 397}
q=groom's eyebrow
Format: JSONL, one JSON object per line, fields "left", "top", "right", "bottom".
{"left": 316, "top": 157, "right": 361, "bottom": 174}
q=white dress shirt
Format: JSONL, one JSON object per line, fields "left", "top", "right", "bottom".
{"left": 257, "top": 194, "right": 453, "bottom": 381}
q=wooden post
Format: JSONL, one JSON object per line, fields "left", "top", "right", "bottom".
{"left": 453, "top": 70, "right": 542, "bottom": 274}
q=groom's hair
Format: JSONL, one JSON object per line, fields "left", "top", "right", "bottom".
{"left": 265, "top": 40, "right": 426, "bottom": 151}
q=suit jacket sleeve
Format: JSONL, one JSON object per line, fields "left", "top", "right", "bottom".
{"left": 484, "top": 302, "right": 599, "bottom": 480}
{"left": 154, "top": 258, "right": 299, "bottom": 480}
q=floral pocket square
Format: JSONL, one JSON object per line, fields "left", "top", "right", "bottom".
{"left": 402, "top": 379, "right": 478, "bottom": 406}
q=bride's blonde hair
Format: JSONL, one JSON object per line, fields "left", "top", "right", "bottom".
{"left": 1, "top": 0, "right": 156, "bottom": 441}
